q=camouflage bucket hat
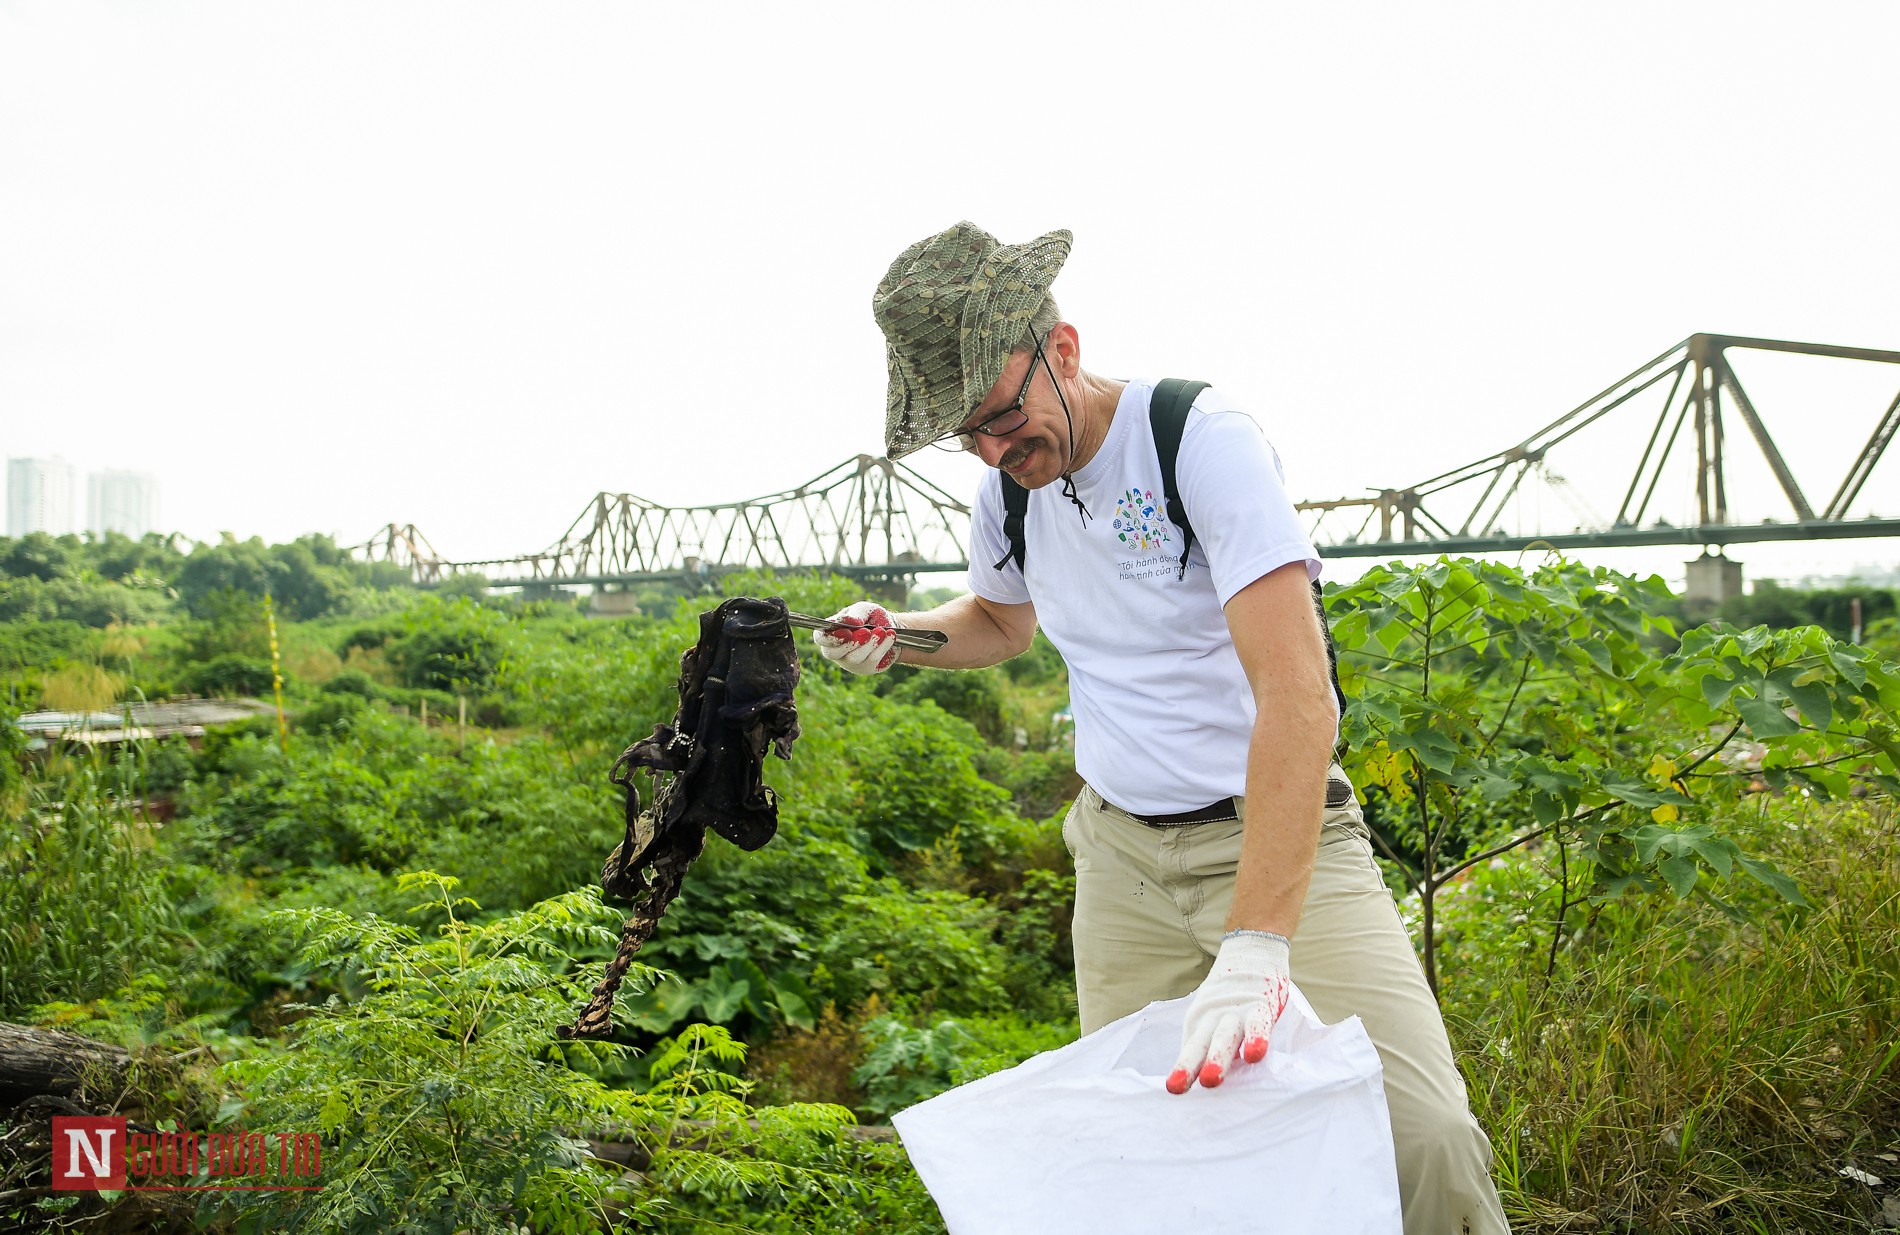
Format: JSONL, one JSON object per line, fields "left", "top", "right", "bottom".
{"left": 873, "top": 221, "right": 1072, "bottom": 459}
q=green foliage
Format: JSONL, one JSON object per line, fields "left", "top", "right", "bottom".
{"left": 217, "top": 873, "right": 652, "bottom": 1234}
{"left": 181, "top": 651, "right": 277, "bottom": 697}
{"left": 0, "top": 703, "right": 25, "bottom": 806}
{"left": 0, "top": 617, "right": 94, "bottom": 679}
{"left": 322, "top": 667, "right": 388, "bottom": 699}
{"left": 184, "top": 710, "right": 620, "bottom": 910}
{"left": 851, "top": 1012, "right": 1077, "bottom": 1120}
{"left": 177, "top": 535, "right": 341, "bottom": 621}
{"left": 385, "top": 595, "right": 513, "bottom": 692}
{"left": 0, "top": 531, "right": 80, "bottom": 581}
{"left": 640, "top": 1024, "right": 935, "bottom": 1235}
{"left": 1329, "top": 556, "right": 1900, "bottom": 991}
{"left": 1436, "top": 798, "right": 1899, "bottom": 1232}
{"left": 851, "top": 1016, "right": 976, "bottom": 1119}
{"left": 786, "top": 676, "right": 1018, "bottom": 862}
{"left": 1718, "top": 578, "right": 1896, "bottom": 642}
{"left": 0, "top": 764, "right": 182, "bottom": 1016}
{"left": 12, "top": 556, "right": 1896, "bottom": 1233}
{"left": 178, "top": 588, "right": 273, "bottom": 661}
{"left": 885, "top": 670, "right": 1009, "bottom": 744}
{"left": 0, "top": 571, "right": 176, "bottom": 626}
{"left": 218, "top": 875, "right": 890, "bottom": 1235}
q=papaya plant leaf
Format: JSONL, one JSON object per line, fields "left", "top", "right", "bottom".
{"left": 1701, "top": 673, "right": 1741, "bottom": 711}
{"left": 1657, "top": 854, "right": 1699, "bottom": 898}
{"left": 1733, "top": 695, "right": 1801, "bottom": 737}
{"left": 1737, "top": 855, "right": 1809, "bottom": 907}
{"left": 1780, "top": 679, "right": 1833, "bottom": 731}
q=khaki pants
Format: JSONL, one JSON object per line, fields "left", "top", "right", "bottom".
{"left": 1064, "top": 783, "right": 1510, "bottom": 1235}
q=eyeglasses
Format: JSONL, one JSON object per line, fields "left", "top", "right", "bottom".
{"left": 930, "top": 332, "right": 1048, "bottom": 453}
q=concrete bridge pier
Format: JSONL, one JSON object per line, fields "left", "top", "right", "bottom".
{"left": 1685, "top": 551, "right": 1744, "bottom": 609}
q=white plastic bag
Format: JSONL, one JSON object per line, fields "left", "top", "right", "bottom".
{"left": 892, "top": 986, "right": 1401, "bottom": 1235}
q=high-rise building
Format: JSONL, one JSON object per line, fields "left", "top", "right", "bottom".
{"left": 87, "top": 469, "right": 160, "bottom": 539}
{"left": 6, "top": 457, "right": 78, "bottom": 537}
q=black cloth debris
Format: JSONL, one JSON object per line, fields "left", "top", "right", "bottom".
{"left": 559, "top": 596, "right": 801, "bottom": 1040}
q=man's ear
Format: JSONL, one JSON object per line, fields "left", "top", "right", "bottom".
{"left": 1048, "top": 322, "right": 1081, "bottom": 377}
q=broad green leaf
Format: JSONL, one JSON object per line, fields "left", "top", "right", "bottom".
{"left": 1657, "top": 854, "right": 1699, "bottom": 897}
{"left": 1393, "top": 729, "right": 1460, "bottom": 774}
{"left": 1829, "top": 647, "right": 1869, "bottom": 688}
{"left": 1737, "top": 855, "right": 1809, "bottom": 907}
{"left": 770, "top": 982, "right": 815, "bottom": 1031}
{"left": 1685, "top": 833, "right": 1735, "bottom": 878}
{"left": 1733, "top": 695, "right": 1801, "bottom": 737}
{"left": 699, "top": 970, "right": 750, "bottom": 1023}
{"left": 1781, "top": 679, "right": 1833, "bottom": 731}
{"left": 1475, "top": 771, "right": 1521, "bottom": 801}
{"left": 620, "top": 978, "right": 699, "bottom": 1033}
{"left": 1701, "top": 673, "right": 1740, "bottom": 711}
{"left": 1592, "top": 871, "right": 1649, "bottom": 900}
{"left": 1600, "top": 772, "right": 1686, "bottom": 809}
{"left": 1630, "top": 824, "right": 1670, "bottom": 863}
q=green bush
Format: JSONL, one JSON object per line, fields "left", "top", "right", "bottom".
{"left": 385, "top": 598, "right": 511, "bottom": 692}
{"left": 219, "top": 873, "right": 867, "bottom": 1235}
{"left": 218, "top": 873, "right": 654, "bottom": 1234}
{"left": 1433, "top": 799, "right": 1899, "bottom": 1232}
{"left": 886, "top": 671, "right": 1009, "bottom": 744}
{"left": 321, "top": 667, "right": 386, "bottom": 698}
{"left": 0, "top": 766, "right": 183, "bottom": 1016}
{"left": 181, "top": 652, "right": 276, "bottom": 697}
{"left": 851, "top": 1012, "right": 1077, "bottom": 1120}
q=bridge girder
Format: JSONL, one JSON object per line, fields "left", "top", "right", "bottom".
{"left": 1297, "top": 333, "right": 1900, "bottom": 554}
{"left": 355, "top": 335, "right": 1900, "bottom": 584}
{"left": 356, "top": 455, "right": 972, "bottom": 587}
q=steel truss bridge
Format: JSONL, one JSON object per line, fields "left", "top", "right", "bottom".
{"left": 1300, "top": 333, "right": 1900, "bottom": 557}
{"left": 357, "top": 334, "right": 1900, "bottom": 587}
{"left": 358, "top": 455, "right": 974, "bottom": 589}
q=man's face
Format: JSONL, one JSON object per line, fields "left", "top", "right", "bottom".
{"left": 959, "top": 332, "right": 1071, "bottom": 489}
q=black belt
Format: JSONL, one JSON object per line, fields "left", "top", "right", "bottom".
{"left": 1115, "top": 774, "right": 1357, "bottom": 828}
{"left": 1129, "top": 797, "right": 1241, "bottom": 827}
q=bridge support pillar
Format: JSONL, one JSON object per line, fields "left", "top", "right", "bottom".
{"left": 1684, "top": 551, "right": 1743, "bottom": 610}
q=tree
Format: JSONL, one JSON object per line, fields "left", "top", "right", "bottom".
{"left": 1328, "top": 557, "right": 1900, "bottom": 995}
{"left": 0, "top": 532, "right": 79, "bottom": 582}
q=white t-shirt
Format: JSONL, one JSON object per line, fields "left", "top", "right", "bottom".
{"left": 967, "top": 380, "right": 1322, "bottom": 816}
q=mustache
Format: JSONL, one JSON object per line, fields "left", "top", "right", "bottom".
{"left": 1001, "top": 443, "right": 1034, "bottom": 470}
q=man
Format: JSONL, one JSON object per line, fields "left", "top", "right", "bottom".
{"left": 814, "top": 221, "right": 1508, "bottom": 1235}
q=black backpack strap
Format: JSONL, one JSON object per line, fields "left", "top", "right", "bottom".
{"left": 995, "top": 474, "right": 1029, "bottom": 573}
{"left": 1149, "top": 378, "right": 1209, "bottom": 580}
{"left": 1314, "top": 580, "right": 1348, "bottom": 716}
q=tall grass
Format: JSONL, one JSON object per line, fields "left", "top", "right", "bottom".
{"left": 1434, "top": 798, "right": 1898, "bottom": 1232}
{"left": 0, "top": 757, "right": 180, "bottom": 1016}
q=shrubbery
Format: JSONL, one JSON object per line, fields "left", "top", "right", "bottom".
{"left": 3, "top": 558, "right": 1896, "bottom": 1232}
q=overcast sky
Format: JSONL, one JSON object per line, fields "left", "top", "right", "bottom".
{"left": 4, "top": 1, "right": 1897, "bottom": 588}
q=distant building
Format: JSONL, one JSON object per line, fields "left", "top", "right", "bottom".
{"left": 6, "top": 457, "right": 77, "bottom": 537}
{"left": 87, "top": 469, "right": 160, "bottom": 539}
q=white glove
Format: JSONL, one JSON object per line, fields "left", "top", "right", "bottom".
{"left": 809, "top": 601, "right": 901, "bottom": 675}
{"left": 1167, "top": 930, "right": 1292, "bottom": 1094}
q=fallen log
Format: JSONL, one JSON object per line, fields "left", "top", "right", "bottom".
{"left": 0, "top": 1021, "right": 132, "bottom": 1108}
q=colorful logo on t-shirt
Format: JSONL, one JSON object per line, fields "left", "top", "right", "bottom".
{"left": 1112, "top": 487, "right": 1171, "bottom": 551}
